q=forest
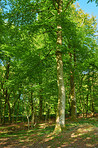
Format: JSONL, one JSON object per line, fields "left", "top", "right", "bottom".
{"left": 0, "top": 0, "right": 98, "bottom": 147}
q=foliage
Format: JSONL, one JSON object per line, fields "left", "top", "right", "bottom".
{"left": 0, "top": 0, "right": 98, "bottom": 127}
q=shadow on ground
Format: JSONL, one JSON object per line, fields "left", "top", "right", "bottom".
{"left": 0, "top": 117, "right": 98, "bottom": 148}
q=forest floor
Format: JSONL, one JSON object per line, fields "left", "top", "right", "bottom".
{"left": 0, "top": 116, "right": 98, "bottom": 148}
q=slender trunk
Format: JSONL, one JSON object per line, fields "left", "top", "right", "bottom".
{"left": 69, "top": 52, "right": 76, "bottom": 120}
{"left": 12, "top": 94, "right": 15, "bottom": 123}
{"left": 0, "top": 83, "right": 4, "bottom": 123}
{"left": 92, "top": 100, "right": 94, "bottom": 117}
{"left": 78, "top": 77, "right": 84, "bottom": 116}
{"left": 2, "top": 58, "right": 10, "bottom": 124}
{"left": 2, "top": 101, "right": 7, "bottom": 125}
{"left": 16, "top": 101, "right": 19, "bottom": 123}
{"left": 2, "top": 89, "right": 8, "bottom": 124}
{"left": 79, "top": 75, "right": 83, "bottom": 115}
{"left": 12, "top": 92, "right": 21, "bottom": 123}
{"left": 30, "top": 91, "right": 35, "bottom": 128}
{"left": 92, "top": 74, "right": 95, "bottom": 116}
{"left": 70, "top": 73, "right": 76, "bottom": 120}
{"left": 38, "top": 53, "right": 43, "bottom": 121}
{"left": 1, "top": 82, "right": 5, "bottom": 124}
{"left": 31, "top": 111, "right": 35, "bottom": 127}
{"left": 39, "top": 72, "right": 43, "bottom": 121}
{"left": 27, "top": 115, "right": 30, "bottom": 130}
{"left": 47, "top": 107, "right": 50, "bottom": 121}
{"left": 0, "top": 98, "right": 2, "bottom": 123}
{"left": 45, "top": 104, "right": 50, "bottom": 121}
{"left": 86, "top": 73, "right": 90, "bottom": 117}
{"left": 55, "top": 0, "right": 65, "bottom": 132}
{"left": 39, "top": 94, "right": 43, "bottom": 120}
{"left": 8, "top": 95, "right": 11, "bottom": 124}
{"left": 68, "top": 92, "right": 71, "bottom": 116}
{"left": 86, "top": 94, "right": 89, "bottom": 117}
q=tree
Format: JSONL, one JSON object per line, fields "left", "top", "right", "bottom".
{"left": 6, "top": 0, "right": 75, "bottom": 131}
{"left": 0, "top": 0, "right": 97, "bottom": 131}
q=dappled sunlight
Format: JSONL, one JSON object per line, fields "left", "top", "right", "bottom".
{"left": 46, "top": 132, "right": 55, "bottom": 138}
{"left": 39, "top": 123, "right": 48, "bottom": 129}
{"left": 86, "top": 137, "right": 91, "bottom": 140}
{"left": 0, "top": 118, "right": 98, "bottom": 148}
{"left": 41, "top": 132, "right": 55, "bottom": 142}
{"left": 77, "top": 126, "right": 94, "bottom": 133}
{"left": 43, "top": 135, "right": 54, "bottom": 142}
{"left": 0, "top": 138, "right": 10, "bottom": 145}
{"left": 71, "top": 132, "right": 80, "bottom": 138}
{"left": 47, "top": 146, "right": 51, "bottom": 148}
{"left": 61, "top": 142, "right": 69, "bottom": 147}
{"left": 71, "top": 125, "right": 95, "bottom": 138}
{"left": 38, "top": 122, "right": 54, "bottom": 129}
{"left": 86, "top": 143, "right": 95, "bottom": 147}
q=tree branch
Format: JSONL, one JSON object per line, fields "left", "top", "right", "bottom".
{"left": 64, "top": 0, "right": 74, "bottom": 12}
{"left": 53, "top": 0, "right": 59, "bottom": 11}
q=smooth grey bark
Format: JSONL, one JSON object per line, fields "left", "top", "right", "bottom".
{"left": 56, "top": 51, "right": 65, "bottom": 127}
{"left": 55, "top": 0, "right": 65, "bottom": 131}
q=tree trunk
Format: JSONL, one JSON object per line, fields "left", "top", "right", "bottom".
{"left": 0, "top": 98, "right": 2, "bottom": 123}
{"left": 39, "top": 94, "right": 43, "bottom": 120}
{"left": 27, "top": 115, "right": 30, "bottom": 130}
{"left": 31, "top": 111, "right": 35, "bottom": 128}
{"left": 55, "top": 52, "right": 65, "bottom": 128}
{"left": 16, "top": 101, "right": 19, "bottom": 123}
{"left": 39, "top": 71, "right": 43, "bottom": 121}
{"left": 47, "top": 107, "right": 50, "bottom": 121}
{"left": 86, "top": 73, "right": 90, "bottom": 117}
{"left": 70, "top": 73, "right": 76, "bottom": 120}
{"left": 92, "top": 73, "right": 95, "bottom": 116}
{"left": 2, "top": 58, "right": 10, "bottom": 124}
{"left": 12, "top": 92, "right": 21, "bottom": 123}
{"left": 82, "top": 95, "right": 85, "bottom": 118}
{"left": 8, "top": 95, "right": 11, "bottom": 124}
{"left": 55, "top": 0, "right": 65, "bottom": 132}
{"left": 30, "top": 91, "right": 35, "bottom": 128}
{"left": 69, "top": 51, "right": 76, "bottom": 120}
{"left": 2, "top": 89, "right": 8, "bottom": 124}
{"left": 86, "top": 94, "right": 89, "bottom": 117}
{"left": 2, "top": 101, "right": 7, "bottom": 125}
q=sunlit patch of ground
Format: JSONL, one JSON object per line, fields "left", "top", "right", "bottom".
{"left": 71, "top": 124, "right": 95, "bottom": 138}
{"left": 0, "top": 117, "right": 98, "bottom": 148}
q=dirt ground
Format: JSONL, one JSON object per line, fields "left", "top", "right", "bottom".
{"left": 0, "top": 117, "right": 98, "bottom": 148}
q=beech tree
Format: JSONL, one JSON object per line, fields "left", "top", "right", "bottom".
{"left": 0, "top": 0, "right": 97, "bottom": 132}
